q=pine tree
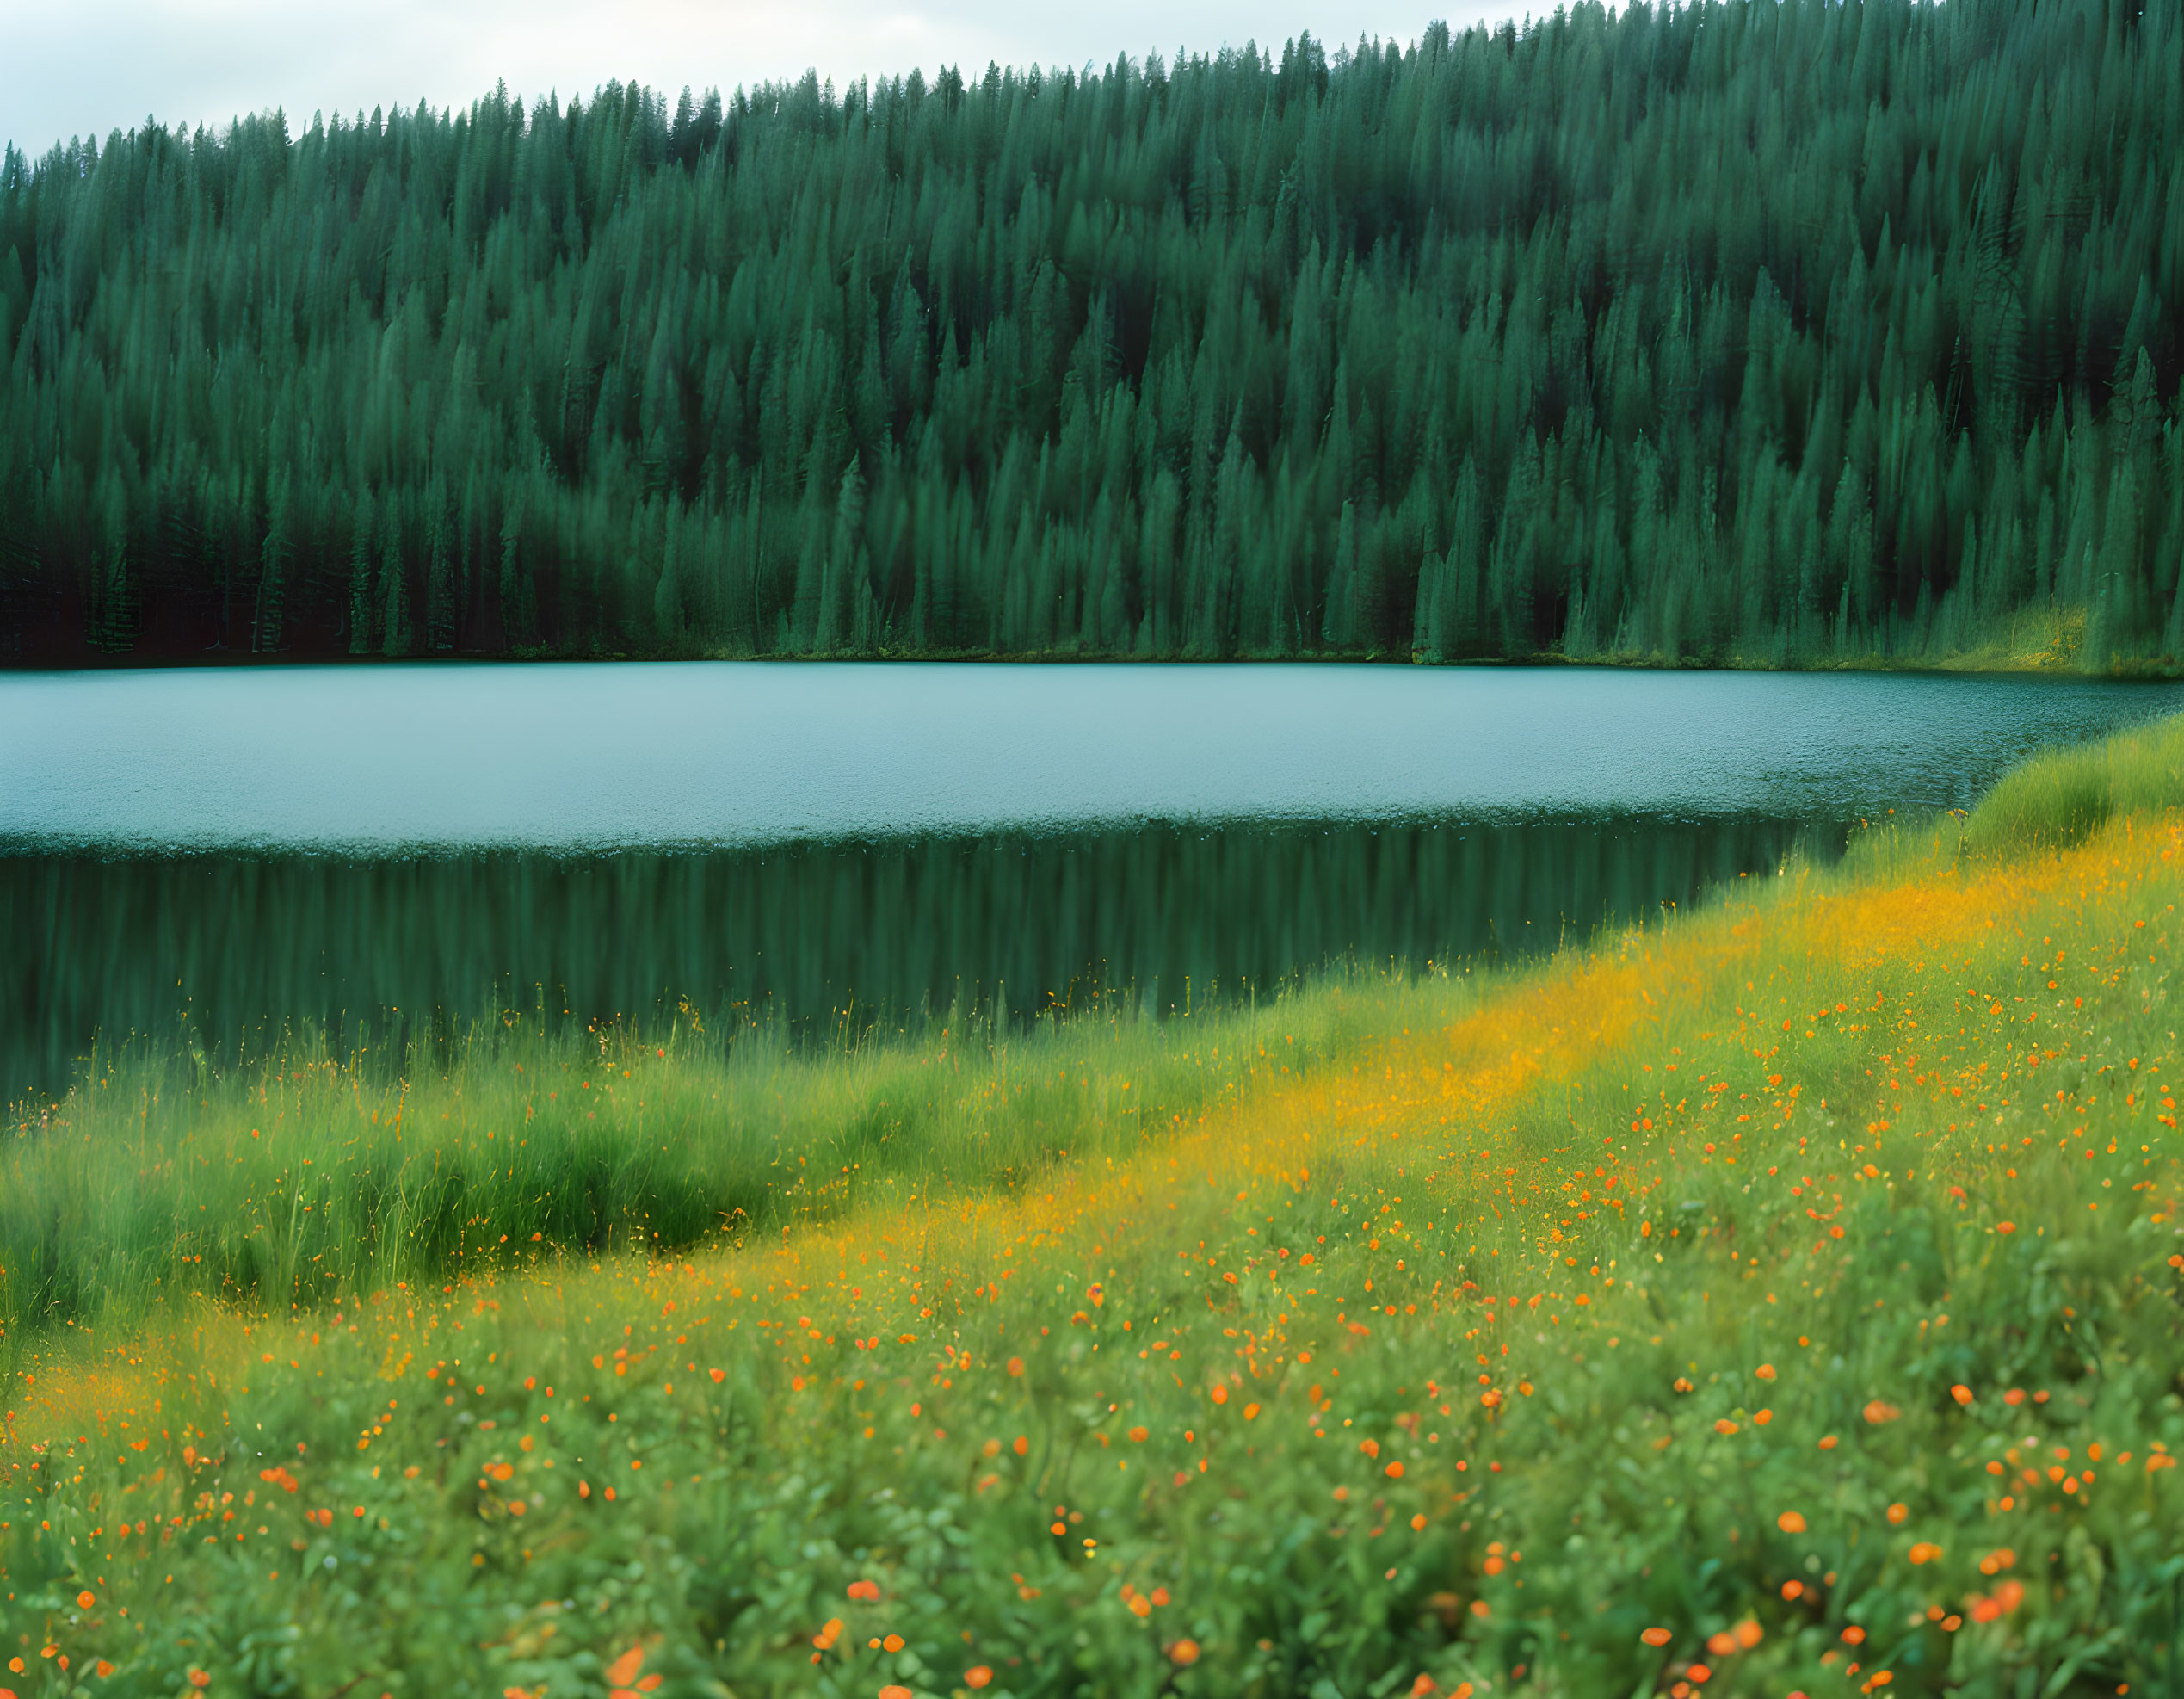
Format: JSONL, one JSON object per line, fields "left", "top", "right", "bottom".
{"left": 0, "top": 3, "right": 2174, "bottom": 670}
{"left": 380, "top": 499, "right": 412, "bottom": 657}
{"left": 348, "top": 491, "right": 380, "bottom": 656}
{"left": 253, "top": 473, "right": 291, "bottom": 652}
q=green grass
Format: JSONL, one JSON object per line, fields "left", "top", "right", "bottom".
{"left": 3, "top": 724, "right": 2183, "bottom": 1696}
{"left": 1959, "top": 712, "right": 2184, "bottom": 857}
{"left": 0, "top": 971, "right": 1471, "bottom": 1356}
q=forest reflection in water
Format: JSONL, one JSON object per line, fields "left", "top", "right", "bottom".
{"left": 4, "top": 812, "right": 1817, "bottom": 1104}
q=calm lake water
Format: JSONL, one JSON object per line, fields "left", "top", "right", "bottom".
{"left": 4, "top": 664, "right": 2180, "bottom": 1103}
{"left": 6, "top": 664, "right": 2183, "bottom": 849}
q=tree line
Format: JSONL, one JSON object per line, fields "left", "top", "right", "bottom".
{"left": 0, "top": 0, "right": 2178, "bottom": 668}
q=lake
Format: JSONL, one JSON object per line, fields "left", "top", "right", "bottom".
{"left": 5, "top": 663, "right": 2180, "bottom": 1103}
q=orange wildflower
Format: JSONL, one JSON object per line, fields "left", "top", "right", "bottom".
{"left": 1885, "top": 1503, "right": 1909, "bottom": 1524}
{"left": 1169, "top": 1640, "right": 1201, "bottom": 1666}
{"left": 966, "top": 1670, "right": 993, "bottom": 1690}
{"left": 1908, "top": 1543, "right": 1943, "bottom": 1565}
{"left": 1863, "top": 1400, "right": 1901, "bottom": 1424}
{"left": 1970, "top": 1578, "right": 2028, "bottom": 1621}
{"left": 1641, "top": 1628, "right": 1673, "bottom": 1647}
{"left": 1778, "top": 1511, "right": 1808, "bottom": 1533}
{"left": 1950, "top": 1385, "right": 1974, "bottom": 1406}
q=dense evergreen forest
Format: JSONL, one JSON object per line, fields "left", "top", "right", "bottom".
{"left": 0, "top": 0, "right": 2178, "bottom": 668}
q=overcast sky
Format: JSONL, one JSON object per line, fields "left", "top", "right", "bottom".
{"left": 0, "top": 0, "right": 1527, "bottom": 159}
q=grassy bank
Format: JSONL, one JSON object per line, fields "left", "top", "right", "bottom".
{"left": 0, "top": 978, "right": 1446, "bottom": 1353}
{"left": 2, "top": 727, "right": 2182, "bottom": 1696}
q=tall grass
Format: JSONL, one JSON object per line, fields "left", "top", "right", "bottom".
{"left": 0, "top": 969, "right": 1476, "bottom": 1350}
{"left": 1959, "top": 710, "right": 2184, "bottom": 855}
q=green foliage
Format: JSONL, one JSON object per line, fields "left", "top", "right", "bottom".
{"left": 1, "top": 0, "right": 2181, "bottom": 666}
{"left": 1961, "top": 712, "right": 2184, "bottom": 855}
{"left": 0, "top": 970, "right": 1456, "bottom": 1349}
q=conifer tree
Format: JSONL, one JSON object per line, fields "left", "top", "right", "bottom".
{"left": 0, "top": 0, "right": 2175, "bottom": 670}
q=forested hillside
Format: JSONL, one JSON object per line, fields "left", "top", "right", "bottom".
{"left": 0, "top": 0, "right": 2178, "bottom": 667}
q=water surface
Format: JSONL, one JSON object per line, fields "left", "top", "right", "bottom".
{"left": 4, "top": 664, "right": 2178, "bottom": 1104}
{"left": 5, "top": 664, "right": 2178, "bottom": 850}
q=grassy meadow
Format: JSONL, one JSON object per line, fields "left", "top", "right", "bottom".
{"left": 3, "top": 720, "right": 2184, "bottom": 1696}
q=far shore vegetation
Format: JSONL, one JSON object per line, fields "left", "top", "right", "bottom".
{"left": 3, "top": 0, "right": 2181, "bottom": 671}
{"left": 2, "top": 714, "right": 2180, "bottom": 1692}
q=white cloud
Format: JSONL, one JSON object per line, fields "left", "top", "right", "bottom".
{"left": 0, "top": 0, "right": 1523, "bottom": 157}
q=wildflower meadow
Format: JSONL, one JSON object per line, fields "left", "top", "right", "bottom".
{"left": 3, "top": 720, "right": 2182, "bottom": 1696}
